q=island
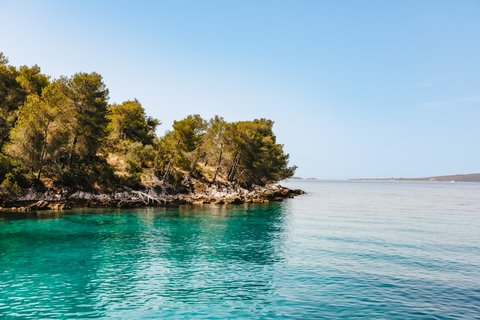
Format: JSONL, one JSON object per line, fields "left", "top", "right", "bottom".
{"left": 0, "top": 53, "right": 304, "bottom": 211}
{"left": 352, "top": 173, "right": 480, "bottom": 182}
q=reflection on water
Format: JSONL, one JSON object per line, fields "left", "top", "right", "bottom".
{"left": 0, "top": 203, "right": 287, "bottom": 318}
{"left": 2, "top": 181, "right": 480, "bottom": 319}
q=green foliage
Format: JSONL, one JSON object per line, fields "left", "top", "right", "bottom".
{"left": 107, "top": 99, "right": 159, "bottom": 146}
{"left": 0, "top": 55, "right": 50, "bottom": 150}
{"left": 172, "top": 114, "right": 206, "bottom": 170}
{"left": 0, "top": 53, "right": 297, "bottom": 193}
{"left": 1, "top": 173, "right": 21, "bottom": 196}
{"left": 125, "top": 142, "right": 155, "bottom": 167}
{"left": 117, "top": 174, "right": 142, "bottom": 189}
{"left": 16, "top": 65, "right": 50, "bottom": 96}
{"left": 0, "top": 52, "right": 8, "bottom": 65}
{"left": 231, "top": 119, "right": 296, "bottom": 187}
{"left": 61, "top": 72, "right": 110, "bottom": 159}
{"left": 5, "top": 86, "right": 68, "bottom": 175}
{"left": 155, "top": 114, "right": 206, "bottom": 182}
{"left": 55, "top": 156, "right": 117, "bottom": 191}
{"left": 156, "top": 114, "right": 296, "bottom": 187}
{"left": 126, "top": 160, "right": 142, "bottom": 175}
{"left": 6, "top": 71, "right": 111, "bottom": 185}
{"left": 0, "top": 154, "right": 25, "bottom": 196}
{"left": 104, "top": 100, "right": 160, "bottom": 182}
{"left": 204, "top": 115, "right": 228, "bottom": 183}
{"left": 0, "top": 61, "right": 24, "bottom": 149}
{"left": 0, "top": 153, "right": 17, "bottom": 181}
{"left": 171, "top": 114, "right": 206, "bottom": 153}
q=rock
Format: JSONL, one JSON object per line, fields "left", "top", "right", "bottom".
{"left": 28, "top": 200, "right": 50, "bottom": 211}
{"left": 49, "top": 202, "right": 70, "bottom": 210}
{"left": 270, "top": 197, "right": 284, "bottom": 201}
{"left": 117, "top": 201, "right": 128, "bottom": 208}
{"left": 18, "top": 188, "right": 42, "bottom": 201}
{"left": 230, "top": 196, "right": 243, "bottom": 204}
{"left": 3, "top": 182, "right": 305, "bottom": 210}
{"left": 289, "top": 188, "right": 306, "bottom": 196}
{"left": 202, "top": 198, "right": 213, "bottom": 204}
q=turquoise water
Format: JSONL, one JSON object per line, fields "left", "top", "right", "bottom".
{"left": 1, "top": 180, "right": 480, "bottom": 319}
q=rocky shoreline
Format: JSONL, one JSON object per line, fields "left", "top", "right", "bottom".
{"left": 0, "top": 183, "right": 305, "bottom": 212}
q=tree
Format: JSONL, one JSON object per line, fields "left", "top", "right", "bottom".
{"left": 16, "top": 64, "right": 50, "bottom": 96}
{"left": 0, "top": 57, "right": 50, "bottom": 149}
{"left": 107, "top": 99, "right": 159, "bottom": 146}
{"left": 0, "top": 52, "right": 8, "bottom": 65}
{"left": 6, "top": 72, "right": 111, "bottom": 185}
{"left": 5, "top": 82, "right": 69, "bottom": 182}
{"left": 60, "top": 72, "right": 109, "bottom": 164}
{"left": 0, "top": 57, "right": 23, "bottom": 149}
{"left": 1, "top": 52, "right": 297, "bottom": 192}
{"left": 158, "top": 114, "right": 206, "bottom": 182}
{"left": 204, "top": 115, "right": 228, "bottom": 184}
{"left": 224, "top": 119, "right": 296, "bottom": 187}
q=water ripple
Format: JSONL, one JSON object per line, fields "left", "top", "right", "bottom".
{"left": 1, "top": 182, "right": 480, "bottom": 318}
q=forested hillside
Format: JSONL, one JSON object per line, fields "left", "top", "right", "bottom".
{"left": 0, "top": 53, "right": 296, "bottom": 197}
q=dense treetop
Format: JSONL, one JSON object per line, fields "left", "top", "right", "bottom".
{"left": 0, "top": 53, "right": 296, "bottom": 195}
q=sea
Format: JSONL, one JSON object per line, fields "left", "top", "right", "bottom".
{"left": 1, "top": 180, "right": 479, "bottom": 319}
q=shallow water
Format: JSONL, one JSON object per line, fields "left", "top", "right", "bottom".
{"left": 1, "top": 180, "right": 479, "bottom": 319}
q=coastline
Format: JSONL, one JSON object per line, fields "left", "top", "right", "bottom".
{"left": 350, "top": 173, "right": 480, "bottom": 183}
{"left": 0, "top": 183, "right": 305, "bottom": 212}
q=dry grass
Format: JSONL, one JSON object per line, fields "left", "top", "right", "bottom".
{"left": 197, "top": 163, "right": 228, "bottom": 184}
{"left": 107, "top": 153, "right": 129, "bottom": 177}
{"left": 39, "top": 176, "right": 55, "bottom": 189}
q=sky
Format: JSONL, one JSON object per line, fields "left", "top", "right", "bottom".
{"left": 1, "top": 0, "right": 479, "bottom": 179}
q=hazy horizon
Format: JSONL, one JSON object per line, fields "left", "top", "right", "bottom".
{"left": 1, "top": 0, "right": 479, "bottom": 180}
{"left": 289, "top": 173, "right": 480, "bottom": 180}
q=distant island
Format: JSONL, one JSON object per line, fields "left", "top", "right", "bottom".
{"left": 353, "top": 173, "right": 480, "bottom": 182}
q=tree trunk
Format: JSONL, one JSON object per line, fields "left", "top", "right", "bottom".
{"left": 227, "top": 154, "right": 241, "bottom": 182}
{"left": 211, "top": 144, "right": 223, "bottom": 185}
{"left": 68, "top": 134, "right": 77, "bottom": 168}
{"left": 226, "top": 154, "right": 237, "bottom": 181}
{"left": 162, "top": 152, "right": 176, "bottom": 183}
{"left": 190, "top": 151, "right": 199, "bottom": 173}
{"left": 36, "top": 119, "right": 52, "bottom": 185}
{"left": 162, "top": 140, "right": 181, "bottom": 183}
{"left": 227, "top": 155, "right": 236, "bottom": 181}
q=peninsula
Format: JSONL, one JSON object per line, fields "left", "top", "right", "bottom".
{"left": 0, "top": 53, "right": 303, "bottom": 211}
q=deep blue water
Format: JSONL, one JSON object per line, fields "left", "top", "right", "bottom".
{"left": 1, "top": 180, "right": 480, "bottom": 319}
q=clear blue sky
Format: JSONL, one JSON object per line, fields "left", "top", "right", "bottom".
{"left": 1, "top": 0, "right": 479, "bottom": 179}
